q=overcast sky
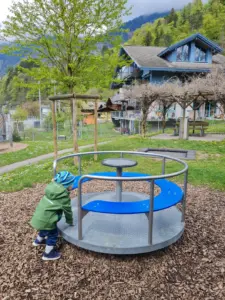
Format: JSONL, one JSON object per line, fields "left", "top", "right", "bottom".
{"left": 126, "top": 0, "right": 208, "bottom": 21}
{"left": 0, "top": 0, "right": 209, "bottom": 23}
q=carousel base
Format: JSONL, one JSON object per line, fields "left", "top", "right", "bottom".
{"left": 57, "top": 191, "right": 184, "bottom": 255}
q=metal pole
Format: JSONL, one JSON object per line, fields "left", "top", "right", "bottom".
{"left": 94, "top": 99, "right": 98, "bottom": 161}
{"left": 38, "top": 82, "right": 42, "bottom": 128}
{"left": 182, "top": 170, "right": 188, "bottom": 222}
{"left": 162, "top": 157, "right": 166, "bottom": 175}
{"left": 78, "top": 156, "right": 82, "bottom": 176}
{"left": 148, "top": 180, "right": 154, "bottom": 245}
{"left": 8, "top": 114, "right": 13, "bottom": 148}
{"left": 116, "top": 167, "right": 122, "bottom": 202}
{"left": 78, "top": 179, "right": 83, "bottom": 240}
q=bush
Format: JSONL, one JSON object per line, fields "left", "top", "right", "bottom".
{"left": 12, "top": 130, "right": 21, "bottom": 142}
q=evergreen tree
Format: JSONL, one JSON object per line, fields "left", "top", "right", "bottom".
{"left": 190, "top": 0, "right": 204, "bottom": 30}
{"left": 143, "top": 31, "right": 152, "bottom": 46}
{"left": 165, "top": 8, "right": 178, "bottom": 27}
{"left": 128, "top": 0, "right": 225, "bottom": 49}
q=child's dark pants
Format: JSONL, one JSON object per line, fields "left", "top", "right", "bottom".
{"left": 39, "top": 228, "right": 58, "bottom": 246}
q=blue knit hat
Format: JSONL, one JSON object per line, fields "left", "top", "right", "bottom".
{"left": 54, "top": 171, "right": 76, "bottom": 188}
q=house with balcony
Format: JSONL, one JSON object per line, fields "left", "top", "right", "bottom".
{"left": 111, "top": 33, "right": 225, "bottom": 132}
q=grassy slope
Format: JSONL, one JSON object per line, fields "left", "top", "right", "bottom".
{"left": 0, "top": 137, "right": 113, "bottom": 167}
{"left": 1, "top": 136, "right": 225, "bottom": 192}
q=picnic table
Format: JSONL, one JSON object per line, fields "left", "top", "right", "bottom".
{"left": 174, "top": 120, "right": 209, "bottom": 137}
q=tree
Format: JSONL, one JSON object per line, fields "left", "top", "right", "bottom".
{"left": 22, "top": 101, "right": 40, "bottom": 118}
{"left": 1, "top": 0, "right": 129, "bottom": 92}
{"left": 157, "top": 82, "right": 175, "bottom": 133}
{"left": 165, "top": 8, "right": 178, "bottom": 27}
{"left": 124, "top": 84, "right": 161, "bottom": 137}
{"left": 1, "top": 0, "right": 129, "bottom": 154}
{"left": 12, "top": 106, "right": 28, "bottom": 132}
{"left": 143, "top": 31, "right": 152, "bottom": 46}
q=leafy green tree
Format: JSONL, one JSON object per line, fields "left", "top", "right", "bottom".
{"left": 127, "top": 0, "right": 225, "bottom": 49}
{"left": 1, "top": 0, "right": 129, "bottom": 93}
{"left": 143, "top": 31, "right": 152, "bottom": 46}
{"left": 165, "top": 8, "right": 178, "bottom": 27}
{"left": 22, "top": 101, "right": 40, "bottom": 118}
{"left": 12, "top": 106, "right": 28, "bottom": 134}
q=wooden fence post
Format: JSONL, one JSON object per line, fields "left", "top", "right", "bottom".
{"left": 52, "top": 101, "right": 58, "bottom": 160}
{"left": 73, "top": 97, "right": 79, "bottom": 165}
{"left": 94, "top": 99, "right": 98, "bottom": 161}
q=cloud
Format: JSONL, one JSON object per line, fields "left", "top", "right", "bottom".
{"left": 0, "top": 0, "right": 209, "bottom": 24}
{"left": 124, "top": 0, "right": 209, "bottom": 21}
{"left": 0, "top": 1, "right": 13, "bottom": 23}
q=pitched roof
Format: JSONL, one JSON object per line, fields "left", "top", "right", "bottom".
{"left": 158, "top": 33, "right": 223, "bottom": 57}
{"left": 123, "top": 46, "right": 168, "bottom": 68}
{"left": 122, "top": 45, "right": 225, "bottom": 72}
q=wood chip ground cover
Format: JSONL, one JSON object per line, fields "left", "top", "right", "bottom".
{"left": 0, "top": 182, "right": 225, "bottom": 299}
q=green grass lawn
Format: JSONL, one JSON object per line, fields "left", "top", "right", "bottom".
{"left": 0, "top": 122, "right": 120, "bottom": 167}
{"left": 1, "top": 136, "right": 225, "bottom": 192}
{"left": 206, "top": 120, "right": 225, "bottom": 133}
{"left": 0, "top": 136, "right": 115, "bottom": 167}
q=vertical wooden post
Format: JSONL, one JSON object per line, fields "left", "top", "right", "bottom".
{"left": 52, "top": 101, "right": 58, "bottom": 159}
{"left": 94, "top": 99, "right": 98, "bottom": 161}
{"left": 73, "top": 97, "right": 79, "bottom": 164}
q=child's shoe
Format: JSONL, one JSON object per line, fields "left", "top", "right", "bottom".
{"left": 33, "top": 238, "right": 46, "bottom": 246}
{"left": 42, "top": 249, "right": 61, "bottom": 261}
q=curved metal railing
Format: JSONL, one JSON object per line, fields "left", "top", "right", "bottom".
{"left": 53, "top": 151, "right": 188, "bottom": 244}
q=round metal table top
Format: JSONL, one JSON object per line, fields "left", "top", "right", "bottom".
{"left": 101, "top": 158, "right": 138, "bottom": 168}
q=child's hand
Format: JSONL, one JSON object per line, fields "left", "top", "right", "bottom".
{"left": 67, "top": 222, "right": 74, "bottom": 226}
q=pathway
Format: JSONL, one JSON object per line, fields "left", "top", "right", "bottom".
{"left": 0, "top": 141, "right": 109, "bottom": 175}
{"left": 151, "top": 133, "right": 225, "bottom": 142}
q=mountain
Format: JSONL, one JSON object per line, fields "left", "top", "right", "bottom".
{"left": 121, "top": 12, "right": 170, "bottom": 41}
{"left": 0, "top": 11, "right": 170, "bottom": 75}
{"left": 128, "top": 1, "right": 225, "bottom": 49}
{"left": 0, "top": 53, "right": 21, "bottom": 77}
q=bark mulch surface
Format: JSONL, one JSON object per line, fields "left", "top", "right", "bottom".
{"left": 0, "top": 182, "right": 225, "bottom": 300}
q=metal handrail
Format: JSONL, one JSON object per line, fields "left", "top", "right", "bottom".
{"left": 53, "top": 150, "right": 188, "bottom": 244}
{"left": 53, "top": 150, "right": 188, "bottom": 180}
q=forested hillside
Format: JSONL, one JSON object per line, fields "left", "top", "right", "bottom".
{"left": 127, "top": 0, "right": 225, "bottom": 48}
{"left": 121, "top": 11, "right": 169, "bottom": 40}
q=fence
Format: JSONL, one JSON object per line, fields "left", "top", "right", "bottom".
{"left": 19, "top": 121, "right": 120, "bottom": 142}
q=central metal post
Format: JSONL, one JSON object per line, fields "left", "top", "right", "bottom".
{"left": 78, "top": 179, "right": 83, "bottom": 240}
{"left": 116, "top": 167, "right": 122, "bottom": 202}
{"left": 182, "top": 170, "right": 188, "bottom": 222}
{"left": 148, "top": 180, "right": 154, "bottom": 245}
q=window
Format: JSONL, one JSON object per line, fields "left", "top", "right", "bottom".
{"left": 176, "top": 45, "right": 189, "bottom": 62}
{"left": 183, "top": 45, "right": 189, "bottom": 61}
{"left": 177, "top": 47, "right": 182, "bottom": 62}
{"left": 195, "top": 46, "right": 206, "bottom": 62}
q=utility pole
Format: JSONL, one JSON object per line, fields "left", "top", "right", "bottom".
{"left": 38, "top": 81, "right": 42, "bottom": 128}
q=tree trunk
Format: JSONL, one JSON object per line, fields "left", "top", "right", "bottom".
{"left": 52, "top": 101, "right": 58, "bottom": 160}
{"left": 141, "top": 111, "right": 148, "bottom": 137}
{"left": 162, "top": 108, "right": 166, "bottom": 134}
{"left": 193, "top": 109, "right": 196, "bottom": 134}
{"left": 179, "top": 107, "right": 186, "bottom": 140}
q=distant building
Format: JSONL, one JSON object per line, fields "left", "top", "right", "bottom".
{"left": 111, "top": 33, "right": 225, "bottom": 132}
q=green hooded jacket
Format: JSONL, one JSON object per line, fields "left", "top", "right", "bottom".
{"left": 30, "top": 181, "right": 73, "bottom": 230}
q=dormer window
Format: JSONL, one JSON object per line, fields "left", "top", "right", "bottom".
{"left": 176, "top": 45, "right": 189, "bottom": 62}
{"left": 195, "top": 46, "right": 206, "bottom": 62}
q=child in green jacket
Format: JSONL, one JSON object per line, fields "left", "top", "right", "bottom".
{"left": 30, "top": 171, "right": 76, "bottom": 261}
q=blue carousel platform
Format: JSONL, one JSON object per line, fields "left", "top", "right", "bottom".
{"left": 58, "top": 172, "right": 185, "bottom": 255}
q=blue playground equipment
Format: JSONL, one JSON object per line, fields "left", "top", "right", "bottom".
{"left": 55, "top": 151, "right": 188, "bottom": 255}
